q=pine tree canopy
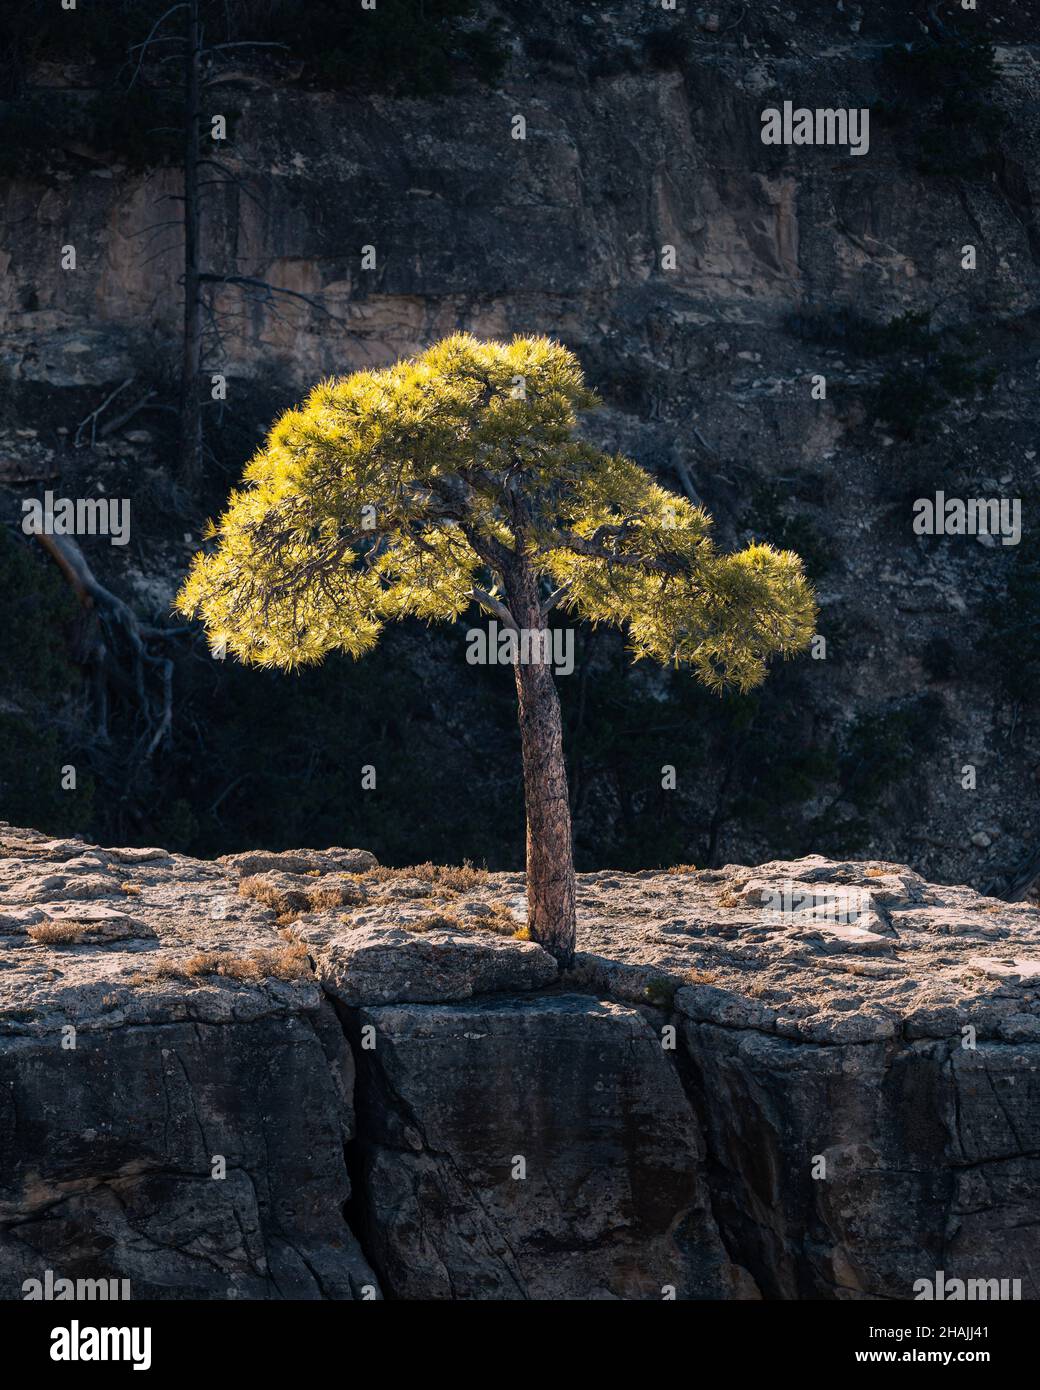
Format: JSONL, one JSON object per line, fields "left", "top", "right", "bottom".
{"left": 175, "top": 333, "right": 817, "bottom": 689}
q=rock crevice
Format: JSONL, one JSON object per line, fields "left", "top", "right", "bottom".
{"left": 1, "top": 825, "right": 1038, "bottom": 1300}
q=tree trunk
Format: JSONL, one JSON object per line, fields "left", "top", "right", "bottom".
{"left": 179, "top": 0, "right": 203, "bottom": 483}
{"left": 504, "top": 558, "right": 577, "bottom": 967}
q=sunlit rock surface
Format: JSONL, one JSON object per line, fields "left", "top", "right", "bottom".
{"left": 1, "top": 825, "right": 1038, "bottom": 1299}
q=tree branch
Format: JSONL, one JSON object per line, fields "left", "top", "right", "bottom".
{"left": 550, "top": 529, "right": 689, "bottom": 575}
{"left": 672, "top": 457, "right": 702, "bottom": 506}
{"left": 469, "top": 587, "right": 518, "bottom": 631}
{"left": 74, "top": 378, "right": 136, "bottom": 448}
{"left": 206, "top": 41, "right": 290, "bottom": 52}
{"left": 33, "top": 533, "right": 180, "bottom": 756}
{"left": 100, "top": 390, "right": 158, "bottom": 439}
{"left": 197, "top": 272, "right": 334, "bottom": 316}
{"left": 540, "top": 581, "right": 572, "bottom": 616}
{"left": 127, "top": 3, "right": 189, "bottom": 88}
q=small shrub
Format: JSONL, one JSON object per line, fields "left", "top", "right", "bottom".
{"left": 936, "top": 351, "right": 998, "bottom": 399}
{"left": 873, "top": 370, "right": 946, "bottom": 438}
{"left": 137, "top": 943, "right": 312, "bottom": 984}
{"left": 746, "top": 485, "right": 833, "bottom": 580}
{"left": 239, "top": 872, "right": 363, "bottom": 919}
{"left": 879, "top": 35, "right": 1006, "bottom": 180}
{"left": 403, "top": 901, "right": 516, "bottom": 936}
{"left": 403, "top": 911, "right": 465, "bottom": 933}
{"left": 27, "top": 922, "right": 86, "bottom": 945}
{"left": 784, "top": 307, "right": 933, "bottom": 357}
{"left": 183, "top": 952, "right": 257, "bottom": 980}
{"left": 525, "top": 35, "right": 570, "bottom": 66}
{"left": 248, "top": 943, "right": 313, "bottom": 980}
{"left": 357, "top": 861, "right": 488, "bottom": 893}
{"left": 460, "top": 901, "right": 519, "bottom": 935}
{"left": 431, "top": 862, "right": 489, "bottom": 892}
{"left": 980, "top": 510, "right": 1040, "bottom": 702}
{"left": 835, "top": 695, "right": 944, "bottom": 812}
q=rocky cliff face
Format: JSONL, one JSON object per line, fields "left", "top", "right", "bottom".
{"left": 2, "top": 2, "right": 1040, "bottom": 889}
{"left": 2, "top": 824, "right": 1037, "bottom": 1300}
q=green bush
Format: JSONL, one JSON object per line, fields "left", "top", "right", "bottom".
{"left": 873, "top": 370, "right": 947, "bottom": 438}
{"left": 879, "top": 35, "right": 1006, "bottom": 180}
{"left": 836, "top": 696, "right": 944, "bottom": 811}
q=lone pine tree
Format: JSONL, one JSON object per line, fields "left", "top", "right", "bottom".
{"left": 175, "top": 334, "right": 817, "bottom": 965}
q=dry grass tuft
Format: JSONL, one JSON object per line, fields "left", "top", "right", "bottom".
{"left": 716, "top": 890, "right": 741, "bottom": 909}
{"left": 134, "top": 942, "right": 313, "bottom": 985}
{"left": 402, "top": 900, "right": 518, "bottom": 937}
{"left": 357, "top": 861, "right": 489, "bottom": 893}
{"left": 249, "top": 943, "right": 314, "bottom": 980}
{"left": 239, "top": 876, "right": 309, "bottom": 916}
{"left": 667, "top": 864, "right": 698, "bottom": 875}
{"left": 27, "top": 922, "right": 87, "bottom": 945}
{"left": 308, "top": 881, "right": 359, "bottom": 910}
{"left": 484, "top": 902, "right": 520, "bottom": 936}
{"left": 239, "top": 873, "right": 364, "bottom": 922}
{"left": 402, "top": 911, "right": 466, "bottom": 934}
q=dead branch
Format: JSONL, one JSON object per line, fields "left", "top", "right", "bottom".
{"left": 33, "top": 532, "right": 178, "bottom": 757}
{"left": 127, "top": 2, "right": 189, "bottom": 89}
{"left": 100, "top": 390, "right": 158, "bottom": 439}
{"left": 673, "top": 457, "right": 702, "bottom": 506}
{"left": 691, "top": 422, "right": 717, "bottom": 456}
{"left": 74, "top": 378, "right": 136, "bottom": 449}
{"left": 197, "top": 272, "right": 335, "bottom": 316}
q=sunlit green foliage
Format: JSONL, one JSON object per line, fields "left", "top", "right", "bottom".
{"left": 177, "top": 335, "right": 817, "bottom": 692}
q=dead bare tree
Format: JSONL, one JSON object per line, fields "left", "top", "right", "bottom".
{"left": 125, "top": 2, "right": 329, "bottom": 483}
{"left": 180, "top": 0, "right": 203, "bottom": 484}
{"left": 29, "top": 5, "right": 339, "bottom": 784}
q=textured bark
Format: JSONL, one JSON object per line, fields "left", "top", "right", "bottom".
{"left": 504, "top": 557, "right": 577, "bottom": 966}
